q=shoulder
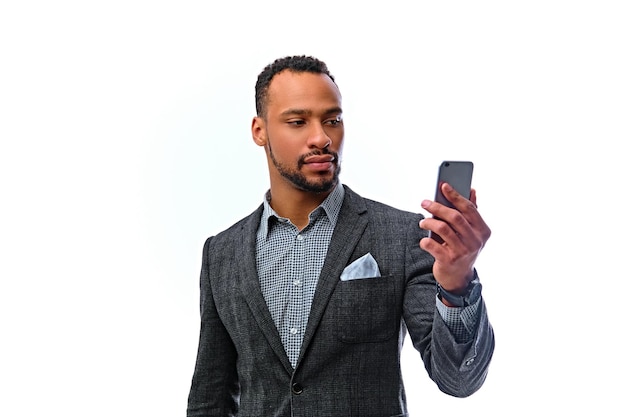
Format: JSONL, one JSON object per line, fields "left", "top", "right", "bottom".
{"left": 341, "top": 185, "right": 430, "bottom": 253}
{"left": 343, "top": 185, "right": 424, "bottom": 224}
{"left": 203, "top": 204, "right": 263, "bottom": 249}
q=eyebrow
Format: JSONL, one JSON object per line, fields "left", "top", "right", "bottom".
{"left": 280, "top": 106, "right": 343, "bottom": 118}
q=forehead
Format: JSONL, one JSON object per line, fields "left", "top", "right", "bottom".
{"left": 266, "top": 70, "right": 342, "bottom": 115}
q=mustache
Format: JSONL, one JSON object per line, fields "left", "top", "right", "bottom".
{"left": 297, "top": 149, "right": 339, "bottom": 169}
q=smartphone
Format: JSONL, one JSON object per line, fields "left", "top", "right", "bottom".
{"left": 428, "top": 161, "right": 474, "bottom": 243}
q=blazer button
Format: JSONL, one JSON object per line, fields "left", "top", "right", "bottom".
{"left": 292, "top": 382, "right": 303, "bottom": 395}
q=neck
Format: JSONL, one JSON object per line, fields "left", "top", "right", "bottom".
{"left": 268, "top": 183, "right": 334, "bottom": 230}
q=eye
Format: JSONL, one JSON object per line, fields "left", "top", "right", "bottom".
{"left": 287, "top": 119, "right": 305, "bottom": 126}
{"left": 325, "top": 115, "right": 343, "bottom": 126}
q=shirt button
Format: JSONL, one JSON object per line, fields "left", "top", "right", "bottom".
{"left": 465, "top": 358, "right": 475, "bottom": 366}
{"left": 292, "top": 382, "right": 303, "bottom": 395}
{"left": 296, "top": 234, "right": 304, "bottom": 241}
{"left": 293, "top": 279, "right": 302, "bottom": 286}
{"left": 290, "top": 327, "right": 299, "bottom": 335}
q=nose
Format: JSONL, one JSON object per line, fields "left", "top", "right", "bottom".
{"left": 307, "top": 123, "right": 332, "bottom": 149}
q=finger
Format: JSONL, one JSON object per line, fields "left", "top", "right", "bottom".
{"left": 421, "top": 191, "right": 491, "bottom": 246}
{"left": 441, "top": 183, "right": 486, "bottom": 227}
{"left": 441, "top": 183, "right": 475, "bottom": 212}
{"left": 443, "top": 202, "right": 490, "bottom": 249}
{"left": 445, "top": 210, "right": 484, "bottom": 250}
{"left": 420, "top": 214, "right": 473, "bottom": 251}
{"left": 421, "top": 199, "right": 485, "bottom": 253}
{"left": 421, "top": 197, "right": 467, "bottom": 227}
{"left": 466, "top": 189, "right": 491, "bottom": 242}
{"left": 470, "top": 188, "right": 477, "bottom": 207}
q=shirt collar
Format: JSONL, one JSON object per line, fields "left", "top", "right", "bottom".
{"left": 259, "top": 183, "right": 345, "bottom": 239}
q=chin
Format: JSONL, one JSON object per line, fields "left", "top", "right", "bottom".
{"left": 300, "top": 177, "right": 338, "bottom": 194}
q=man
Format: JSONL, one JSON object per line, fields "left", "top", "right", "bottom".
{"left": 187, "top": 55, "right": 495, "bottom": 417}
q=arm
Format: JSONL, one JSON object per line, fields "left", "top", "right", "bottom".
{"left": 403, "top": 240, "right": 494, "bottom": 397}
{"left": 187, "top": 237, "right": 239, "bottom": 417}
{"left": 405, "top": 184, "right": 495, "bottom": 397}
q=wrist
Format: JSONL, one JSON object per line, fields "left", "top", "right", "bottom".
{"left": 436, "top": 275, "right": 482, "bottom": 307}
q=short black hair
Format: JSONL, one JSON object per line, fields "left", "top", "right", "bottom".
{"left": 255, "top": 55, "right": 336, "bottom": 117}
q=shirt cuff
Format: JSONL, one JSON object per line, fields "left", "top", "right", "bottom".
{"left": 435, "top": 295, "right": 481, "bottom": 343}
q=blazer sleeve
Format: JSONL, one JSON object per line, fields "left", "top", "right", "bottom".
{"left": 187, "top": 237, "right": 240, "bottom": 417}
{"left": 402, "top": 216, "right": 495, "bottom": 398}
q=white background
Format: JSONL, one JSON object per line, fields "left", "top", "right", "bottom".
{"left": 1, "top": 1, "right": 624, "bottom": 415}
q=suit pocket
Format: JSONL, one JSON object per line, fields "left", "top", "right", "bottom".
{"left": 334, "top": 275, "right": 397, "bottom": 343}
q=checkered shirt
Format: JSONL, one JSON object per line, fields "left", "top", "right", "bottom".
{"left": 256, "top": 184, "right": 345, "bottom": 368}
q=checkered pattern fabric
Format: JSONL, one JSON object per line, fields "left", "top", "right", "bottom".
{"left": 436, "top": 296, "right": 480, "bottom": 343}
{"left": 256, "top": 184, "right": 344, "bottom": 368}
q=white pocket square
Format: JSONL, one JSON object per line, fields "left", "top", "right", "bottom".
{"left": 340, "top": 253, "right": 381, "bottom": 281}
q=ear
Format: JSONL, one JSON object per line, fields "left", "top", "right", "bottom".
{"left": 251, "top": 116, "right": 267, "bottom": 147}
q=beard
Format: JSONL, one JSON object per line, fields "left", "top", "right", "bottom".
{"left": 268, "top": 142, "right": 341, "bottom": 194}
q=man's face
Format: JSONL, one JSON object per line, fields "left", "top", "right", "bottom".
{"left": 253, "top": 70, "right": 344, "bottom": 194}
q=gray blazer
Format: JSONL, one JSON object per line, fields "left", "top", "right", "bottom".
{"left": 187, "top": 186, "right": 495, "bottom": 417}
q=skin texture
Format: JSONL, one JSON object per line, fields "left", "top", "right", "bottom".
{"left": 251, "top": 68, "right": 491, "bottom": 302}
{"left": 251, "top": 70, "right": 344, "bottom": 230}
{"left": 419, "top": 185, "right": 491, "bottom": 302}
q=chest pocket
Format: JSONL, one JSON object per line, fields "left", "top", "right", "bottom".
{"left": 334, "top": 276, "right": 398, "bottom": 343}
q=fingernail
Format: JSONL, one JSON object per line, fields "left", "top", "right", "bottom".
{"left": 421, "top": 200, "right": 431, "bottom": 208}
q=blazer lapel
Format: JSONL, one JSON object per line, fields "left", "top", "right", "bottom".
{"left": 298, "top": 187, "right": 369, "bottom": 364}
{"left": 237, "top": 207, "right": 294, "bottom": 373}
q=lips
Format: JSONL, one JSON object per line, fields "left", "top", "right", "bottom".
{"left": 302, "top": 154, "right": 336, "bottom": 172}
{"left": 303, "top": 155, "right": 335, "bottom": 164}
